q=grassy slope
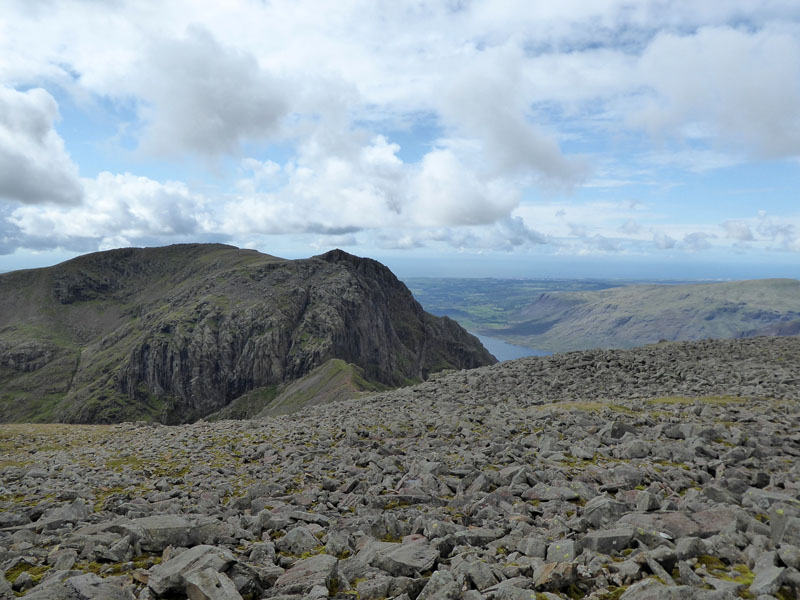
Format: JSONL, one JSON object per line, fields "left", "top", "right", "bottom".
{"left": 0, "top": 244, "right": 285, "bottom": 422}
{"left": 409, "top": 277, "right": 800, "bottom": 353}
{"left": 256, "top": 358, "right": 384, "bottom": 418}
{"left": 505, "top": 279, "right": 800, "bottom": 351}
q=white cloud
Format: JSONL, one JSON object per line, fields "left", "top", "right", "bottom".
{"left": 682, "top": 231, "right": 716, "bottom": 252}
{"left": 8, "top": 172, "right": 210, "bottom": 250}
{"left": 723, "top": 220, "right": 755, "bottom": 242}
{"left": 132, "top": 27, "right": 289, "bottom": 157}
{"left": 652, "top": 230, "right": 677, "bottom": 249}
{"left": 635, "top": 25, "right": 800, "bottom": 158}
{"left": 3, "top": 0, "right": 800, "bottom": 264}
{"left": 407, "top": 148, "right": 518, "bottom": 227}
{"left": 0, "top": 86, "right": 82, "bottom": 205}
{"left": 439, "top": 43, "right": 587, "bottom": 186}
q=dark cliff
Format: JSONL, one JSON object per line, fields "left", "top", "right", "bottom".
{"left": 0, "top": 244, "right": 495, "bottom": 423}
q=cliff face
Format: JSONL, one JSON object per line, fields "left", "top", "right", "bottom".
{"left": 0, "top": 245, "right": 495, "bottom": 424}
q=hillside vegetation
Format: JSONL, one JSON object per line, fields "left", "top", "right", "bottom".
{"left": 410, "top": 277, "right": 800, "bottom": 353}
{"left": 503, "top": 279, "right": 800, "bottom": 352}
{"left": 0, "top": 244, "right": 494, "bottom": 424}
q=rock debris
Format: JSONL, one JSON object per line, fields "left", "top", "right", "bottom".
{"left": 1, "top": 336, "right": 799, "bottom": 599}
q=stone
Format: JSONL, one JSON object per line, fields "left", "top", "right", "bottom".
{"left": 771, "top": 506, "right": 800, "bottom": 546}
{"left": 675, "top": 537, "right": 706, "bottom": 561}
{"left": 125, "top": 514, "right": 220, "bottom": 552}
{"left": 743, "top": 488, "right": 800, "bottom": 510}
{"left": 185, "top": 568, "right": 243, "bottom": 600}
{"left": 416, "top": 570, "right": 460, "bottom": 600}
{"left": 546, "top": 539, "right": 580, "bottom": 563}
{"left": 370, "top": 539, "right": 438, "bottom": 577}
{"left": 0, "top": 511, "right": 29, "bottom": 528}
{"left": 147, "top": 545, "right": 237, "bottom": 596}
{"left": 517, "top": 535, "right": 547, "bottom": 558}
{"left": 583, "top": 528, "right": 634, "bottom": 554}
{"left": 273, "top": 554, "right": 338, "bottom": 594}
{"left": 277, "top": 526, "right": 321, "bottom": 556}
{"left": 749, "top": 565, "right": 785, "bottom": 596}
{"left": 493, "top": 584, "right": 541, "bottom": 600}
{"left": 324, "top": 530, "right": 351, "bottom": 558}
{"left": 534, "top": 562, "right": 576, "bottom": 591}
{"left": 619, "top": 440, "right": 650, "bottom": 459}
{"left": 636, "top": 492, "right": 660, "bottom": 512}
{"left": 22, "top": 573, "right": 135, "bottom": 600}
{"left": 618, "top": 512, "right": 703, "bottom": 539}
{"left": 38, "top": 498, "right": 90, "bottom": 529}
{"left": 778, "top": 544, "right": 800, "bottom": 570}
{"left": 584, "top": 496, "right": 629, "bottom": 528}
{"left": 523, "top": 483, "right": 580, "bottom": 502}
{"left": 454, "top": 559, "right": 499, "bottom": 591}
{"left": 0, "top": 576, "right": 12, "bottom": 600}
{"left": 356, "top": 576, "right": 422, "bottom": 600}
{"left": 618, "top": 579, "right": 732, "bottom": 599}
{"left": 453, "top": 527, "right": 505, "bottom": 547}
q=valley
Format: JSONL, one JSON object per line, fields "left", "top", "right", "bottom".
{"left": 409, "top": 277, "right": 800, "bottom": 353}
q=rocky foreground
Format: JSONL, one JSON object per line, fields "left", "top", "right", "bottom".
{"left": 1, "top": 336, "right": 800, "bottom": 600}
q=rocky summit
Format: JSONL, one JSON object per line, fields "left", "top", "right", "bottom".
{"left": 0, "top": 244, "right": 494, "bottom": 424}
{"left": 1, "top": 336, "right": 799, "bottom": 599}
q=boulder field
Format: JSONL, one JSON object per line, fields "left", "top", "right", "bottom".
{"left": 1, "top": 336, "right": 799, "bottom": 599}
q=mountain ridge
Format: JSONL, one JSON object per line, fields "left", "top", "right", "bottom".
{"left": 0, "top": 244, "right": 495, "bottom": 424}
{"left": 485, "top": 278, "right": 800, "bottom": 352}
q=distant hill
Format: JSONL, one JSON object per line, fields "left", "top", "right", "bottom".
{"left": 495, "top": 278, "right": 800, "bottom": 352}
{"left": 0, "top": 244, "right": 495, "bottom": 424}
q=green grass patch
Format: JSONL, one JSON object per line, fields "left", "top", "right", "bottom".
{"left": 645, "top": 395, "right": 748, "bottom": 406}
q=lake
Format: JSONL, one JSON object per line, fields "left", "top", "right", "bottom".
{"left": 472, "top": 333, "right": 550, "bottom": 362}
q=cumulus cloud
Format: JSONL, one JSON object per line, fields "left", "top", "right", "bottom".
{"left": 755, "top": 212, "right": 799, "bottom": 250}
{"left": 652, "top": 230, "right": 677, "bottom": 249}
{"left": 133, "top": 27, "right": 289, "bottom": 157}
{"left": 8, "top": 172, "right": 211, "bottom": 250}
{"left": 682, "top": 231, "right": 716, "bottom": 252}
{"left": 439, "top": 43, "right": 587, "bottom": 186}
{"left": 3, "top": 1, "right": 800, "bottom": 262}
{"left": 407, "top": 148, "right": 519, "bottom": 227}
{"left": 723, "top": 220, "right": 755, "bottom": 242}
{"left": 635, "top": 26, "right": 800, "bottom": 158}
{"left": 619, "top": 219, "right": 642, "bottom": 234}
{"left": 223, "top": 129, "right": 526, "bottom": 237}
{"left": 374, "top": 216, "right": 548, "bottom": 252}
{"left": 0, "top": 86, "right": 83, "bottom": 205}
{"left": 222, "top": 133, "right": 406, "bottom": 235}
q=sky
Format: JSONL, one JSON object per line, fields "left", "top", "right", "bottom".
{"left": 1, "top": 1, "right": 800, "bottom": 279}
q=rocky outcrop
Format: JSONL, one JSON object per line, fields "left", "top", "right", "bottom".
{"left": 0, "top": 245, "right": 494, "bottom": 424}
{"left": 1, "top": 336, "right": 798, "bottom": 599}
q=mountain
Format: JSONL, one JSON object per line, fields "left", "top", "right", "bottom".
{"left": 0, "top": 244, "right": 495, "bottom": 424}
{"left": 492, "top": 278, "right": 800, "bottom": 352}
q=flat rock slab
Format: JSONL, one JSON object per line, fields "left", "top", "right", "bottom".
{"left": 272, "top": 554, "right": 338, "bottom": 594}
{"left": 619, "top": 579, "right": 733, "bottom": 599}
{"left": 523, "top": 483, "right": 579, "bottom": 501}
{"left": 147, "top": 544, "right": 237, "bottom": 596}
{"left": 125, "top": 514, "right": 220, "bottom": 552}
{"left": 618, "top": 509, "right": 737, "bottom": 540}
{"left": 185, "top": 567, "right": 243, "bottom": 600}
{"left": 583, "top": 527, "right": 635, "bottom": 554}
{"left": 743, "top": 487, "right": 800, "bottom": 510}
{"left": 22, "top": 573, "right": 135, "bottom": 600}
{"left": 370, "top": 539, "right": 438, "bottom": 577}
